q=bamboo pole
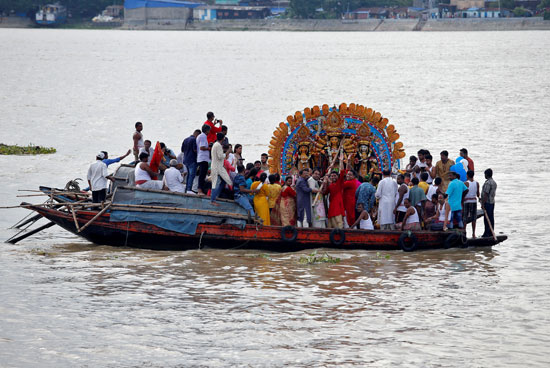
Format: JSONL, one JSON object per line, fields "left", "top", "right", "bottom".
{"left": 69, "top": 205, "right": 80, "bottom": 231}
{"left": 78, "top": 203, "right": 112, "bottom": 233}
{"left": 482, "top": 207, "right": 497, "bottom": 241}
{"left": 16, "top": 192, "right": 90, "bottom": 198}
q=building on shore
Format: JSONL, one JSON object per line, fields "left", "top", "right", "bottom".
{"left": 124, "top": 0, "right": 204, "bottom": 26}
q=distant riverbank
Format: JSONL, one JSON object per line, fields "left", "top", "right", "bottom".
{"left": 126, "top": 17, "right": 550, "bottom": 32}
{"left": 3, "top": 16, "right": 550, "bottom": 31}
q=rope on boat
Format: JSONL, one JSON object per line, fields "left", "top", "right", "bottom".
{"left": 198, "top": 231, "right": 205, "bottom": 250}
{"left": 124, "top": 221, "right": 129, "bottom": 247}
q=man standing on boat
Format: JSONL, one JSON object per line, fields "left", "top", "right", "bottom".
{"left": 87, "top": 152, "right": 114, "bottom": 203}
{"left": 356, "top": 176, "right": 378, "bottom": 213}
{"left": 375, "top": 169, "right": 398, "bottom": 230}
{"left": 133, "top": 122, "right": 144, "bottom": 162}
{"left": 204, "top": 112, "right": 223, "bottom": 144}
{"left": 101, "top": 150, "right": 131, "bottom": 167}
{"left": 196, "top": 125, "right": 211, "bottom": 196}
{"left": 444, "top": 172, "right": 468, "bottom": 231}
{"left": 296, "top": 168, "right": 315, "bottom": 227}
{"left": 460, "top": 148, "right": 475, "bottom": 172}
{"left": 435, "top": 150, "right": 455, "bottom": 192}
{"left": 323, "top": 154, "right": 346, "bottom": 229}
{"left": 182, "top": 129, "right": 201, "bottom": 194}
{"left": 481, "top": 168, "right": 497, "bottom": 238}
{"left": 210, "top": 133, "right": 233, "bottom": 206}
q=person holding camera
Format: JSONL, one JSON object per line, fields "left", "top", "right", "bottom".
{"left": 204, "top": 111, "right": 223, "bottom": 144}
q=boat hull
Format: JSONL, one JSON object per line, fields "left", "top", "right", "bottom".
{"left": 29, "top": 205, "right": 507, "bottom": 252}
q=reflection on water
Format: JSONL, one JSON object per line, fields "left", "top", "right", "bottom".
{"left": 1, "top": 29, "right": 550, "bottom": 367}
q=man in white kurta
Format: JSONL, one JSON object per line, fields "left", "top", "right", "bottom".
{"left": 375, "top": 170, "right": 398, "bottom": 230}
{"left": 210, "top": 133, "right": 233, "bottom": 205}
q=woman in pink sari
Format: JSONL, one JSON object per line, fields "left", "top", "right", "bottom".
{"left": 277, "top": 176, "right": 297, "bottom": 227}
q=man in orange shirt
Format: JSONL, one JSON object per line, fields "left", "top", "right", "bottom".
{"left": 204, "top": 111, "right": 223, "bottom": 144}
{"left": 460, "top": 148, "right": 475, "bottom": 172}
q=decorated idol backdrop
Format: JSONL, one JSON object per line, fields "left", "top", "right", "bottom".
{"left": 268, "top": 103, "right": 406, "bottom": 179}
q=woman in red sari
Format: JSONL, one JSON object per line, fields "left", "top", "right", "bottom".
{"left": 277, "top": 176, "right": 297, "bottom": 227}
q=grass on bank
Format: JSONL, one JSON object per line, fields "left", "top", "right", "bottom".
{"left": 0, "top": 143, "right": 56, "bottom": 155}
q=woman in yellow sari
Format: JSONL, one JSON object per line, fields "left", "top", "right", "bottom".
{"left": 251, "top": 173, "right": 270, "bottom": 226}
{"left": 267, "top": 174, "right": 282, "bottom": 226}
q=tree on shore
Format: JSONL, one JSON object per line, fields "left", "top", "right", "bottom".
{"left": 289, "top": 0, "right": 413, "bottom": 19}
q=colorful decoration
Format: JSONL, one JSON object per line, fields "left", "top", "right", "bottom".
{"left": 268, "top": 103, "right": 405, "bottom": 178}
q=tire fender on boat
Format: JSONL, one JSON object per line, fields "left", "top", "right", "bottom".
{"left": 444, "top": 232, "right": 461, "bottom": 249}
{"left": 281, "top": 226, "right": 298, "bottom": 242}
{"left": 329, "top": 228, "right": 346, "bottom": 246}
{"left": 398, "top": 231, "right": 418, "bottom": 252}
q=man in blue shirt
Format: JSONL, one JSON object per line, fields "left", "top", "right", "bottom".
{"left": 233, "top": 165, "right": 257, "bottom": 217}
{"left": 101, "top": 149, "right": 131, "bottom": 167}
{"left": 83, "top": 149, "right": 131, "bottom": 192}
{"left": 182, "top": 129, "right": 201, "bottom": 193}
{"left": 445, "top": 171, "right": 468, "bottom": 230}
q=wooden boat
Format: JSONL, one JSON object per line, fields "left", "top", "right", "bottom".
{"left": 10, "top": 103, "right": 508, "bottom": 251}
{"left": 19, "top": 186, "right": 507, "bottom": 252}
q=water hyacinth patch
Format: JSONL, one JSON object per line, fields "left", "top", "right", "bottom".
{"left": 0, "top": 143, "right": 56, "bottom": 155}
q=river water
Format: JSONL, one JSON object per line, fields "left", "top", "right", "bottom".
{"left": 0, "top": 29, "right": 549, "bottom": 367}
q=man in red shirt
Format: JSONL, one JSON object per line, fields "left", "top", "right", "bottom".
{"left": 460, "top": 148, "right": 474, "bottom": 172}
{"left": 323, "top": 154, "right": 346, "bottom": 228}
{"left": 204, "top": 111, "right": 223, "bottom": 144}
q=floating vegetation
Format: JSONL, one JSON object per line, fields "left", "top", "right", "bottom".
{"left": 249, "top": 253, "right": 272, "bottom": 260}
{"left": 298, "top": 251, "right": 341, "bottom": 265}
{"left": 0, "top": 143, "right": 56, "bottom": 155}
{"left": 376, "top": 252, "right": 391, "bottom": 260}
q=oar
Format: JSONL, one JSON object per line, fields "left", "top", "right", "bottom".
{"left": 482, "top": 207, "right": 497, "bottom": 241}
{"left": 6, "top": 222, "right": 55, "bottom": 244}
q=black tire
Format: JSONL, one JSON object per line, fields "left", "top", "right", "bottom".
{"left": 329, "top": 228, "right": 346, "bottom": 246}
{"left": 398, "top": 231, "right": 418, "bottom": 252}
{"left": 444, "top": 232, "right": 461, "bottom": 249}
{"left": 281, "top": 226, "right": 298, "bottom": 242}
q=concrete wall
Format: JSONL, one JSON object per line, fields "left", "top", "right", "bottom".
{"left": 422, "top": 18, "right": 550, "bottom": 31}
{"left": 187, "top": 19, "right": 383, "bottom": 31}
{"left": 0, "top": 16, "right": 34, "bottom": 28}
{"left": 125, "top": 7, "right": 191, "bottom": 26}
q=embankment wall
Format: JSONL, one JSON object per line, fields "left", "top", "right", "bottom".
{"left": 0, "top": 16, "right": 34, "bottom": 28}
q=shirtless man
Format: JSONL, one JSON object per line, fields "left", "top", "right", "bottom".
{"left": 133, "top": 122, "right": 144, "bottom": 161}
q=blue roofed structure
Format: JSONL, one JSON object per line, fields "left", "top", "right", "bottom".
{"left": 124, "top": 0, "right": 204, "bottom": 26}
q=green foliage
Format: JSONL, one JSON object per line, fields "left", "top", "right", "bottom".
{"left": 538, "top": 0, "right": 550, "bottom": 9}
{"left": 544, "top": 11, "right": 550, "bottom": 20}
{"left": 298, "top": 251, "right": 341, "bottom": 264}
{"left": 500, "top": 0, "right": 515, "bottom": 9}
{"left": 512, "top": 6, "right": 530, "bottom": 16}
{"left": 0, "top": 143, "right": 56, "bottom": 155}
{"left": 289, "top": 0, "right": 413, "bottom": 19}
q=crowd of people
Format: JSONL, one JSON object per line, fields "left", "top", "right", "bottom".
{"left": 86, "top": 114, "right": 498, "bottom": 238}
